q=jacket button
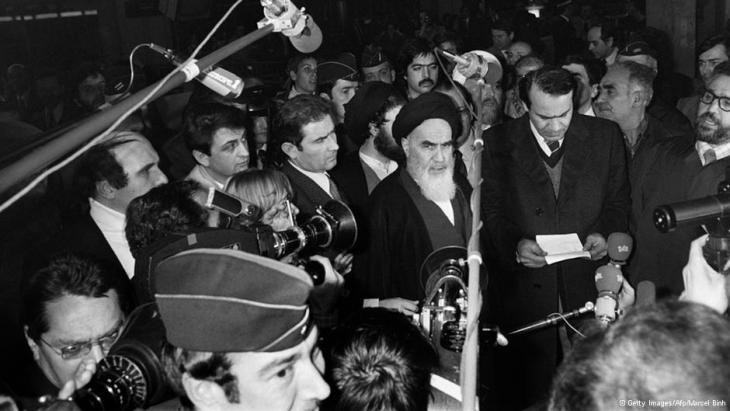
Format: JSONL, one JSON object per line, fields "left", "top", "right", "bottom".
{"left": 535, "top": 207, "right": 544, "bottom": 216}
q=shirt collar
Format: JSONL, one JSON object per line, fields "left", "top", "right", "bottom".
{"left": 696, "top": 140, "right": 730, "bottom": 166}
{"left": 88, "top": 198, "right": 126, "bottom": 231}
{"left": 288, "top": 160, "right": 332, "bottom": 195}
{"left": 529, "top": 120, "right": 564, "bottom": 156}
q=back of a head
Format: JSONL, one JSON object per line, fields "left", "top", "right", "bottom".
{"left": 563, "top": 55, "right": 607, "bottom": 86}
{"left": 549, "top": 301, "right": 730, "bottom": 411}
{"left": 326, "top": 308, "right": 438, "bottom": 411}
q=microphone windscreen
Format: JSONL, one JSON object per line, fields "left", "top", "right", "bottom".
{"left": 636, "top": 281, "right": 656, "bottom": 307}
{"left": 595, "top": 264, "right": 622, "bottom": 294}
{"left": 289, "top": 17, "right": 322, "bottom": 53}
{"left": 607, "top": 232, "right": 633, "bottom": 262}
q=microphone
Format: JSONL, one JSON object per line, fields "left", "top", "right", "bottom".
{"left": 636, "top": 280, "right": 656, "bottom": 307}
{"left": 258, "top": 0, "right": 322, "bottom": 53}
{"left": 205, "top": 187, "right": 261, "bottom": 221}
{"left": 148, "top": 44, "right": 244, "bottom": 98}
{"left": 437, "top": 49, "right": 503, "bottom": 86}
{"left": 607, "top": 232, "right": 633, "bottom": 266}
{"left": 594, "top": 264, "right": 623, "bottom": 325}
{"left": 506, "top": 302, "right": 595, "bottom": 337}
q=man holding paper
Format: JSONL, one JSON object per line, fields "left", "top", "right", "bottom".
{"left": 481, "top": 66, "right": 630, "bottom": 409}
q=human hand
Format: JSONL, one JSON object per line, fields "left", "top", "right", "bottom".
{"left": 308, "top": 255, "right": 344, "bottom": 288}
{"left": 516, "top": 238, "right": 547, "bottom": 268}
{"left": 617, "top": 277, "right": 635, "bottom": 311}
{"left": 57, "top": 358, "right": 96, "bottom": 400}
{"left": 379, "top": 298, "right": 420, "bottom": 315}
{"left": 680, "top": 234, "right": 728, "bottom": 314}
{"left": 333, "top": 251, "right": 353, "bottom": 275}
{"left": 583, "top": 233, "right": 607, "bottom": 260}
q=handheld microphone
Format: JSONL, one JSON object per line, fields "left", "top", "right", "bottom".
{"left": 594, "top": 264, "right": 623, "bottom": 325}
{"left": 148, "top": 43, "right": 244, "bottom": 98}
{"left": 607, "top": 232, "right": 633, "bottom": 266}
{"left": 506, "top": 301, "right": 594, "bottom": 337}
{"left": 636, "top": 280, "right": 656, "bottom": 307}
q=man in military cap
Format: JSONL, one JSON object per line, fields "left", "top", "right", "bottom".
{"left": 157, "top": 249, "right": 331, "bottom": 411}
{"left": 353, "top": 92, "right": 472, "bottom": 315}
{"left": 360, "top": 44, "right": 396, "bottom": 84}
{"left": 317, "top": 52, "right": 360, "bottom": 127}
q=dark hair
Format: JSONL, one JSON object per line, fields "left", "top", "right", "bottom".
{"left": 698, "top": 34, "right": 730, "bottom": 58}
{"left": 397, "top": 37, "right": 435, "bottom": 75}
{"left": 589, "top": 20, "right": 623, "bottom": 49}
{"left": 22, "top": 254, "right": 127, "bottom": 340}
{"left": 68, "top": 61, "right": 104, "bottom": 90}
{"left": 519, "top": 66, "right": 576, "bottom": 108}
{"left": 161, "top": 342, "right": 239, "bottom": 410}
{"left": 491, "top": 19, "right": 515, "bottom": 35}
{"left": 324, "top": 308, "right": 438, "bottom": 411}
{"left": 74, "top": 132, "right": 141, "bottom": 199}
{"left": 282, "top": 54, "right": 317, "bottom": 92}
{"left": 271, "top": 94, "right": 335, "bottom": 164}
{"left": 563, "top": 55, "right": 607, "bottom": 86}
{"left": 433, "top": 31, "right": 460, "bottom": 50}
{"left": 125, "top": 180, "right": 208, "bottom": 258}
{"left": 713, "top": 61, "right": 730, "bottom": 78}
{"left": 549, "top": 301, "right": 730, "bottom": 410}
{"left": 351, "top": 91, "right": 407, "bottom": 146}
{"left": 184, "top": 102, "right": 248, "bottom": 156}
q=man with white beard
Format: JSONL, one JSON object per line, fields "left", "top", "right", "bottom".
{"left": 352, "top": 92, "right": 471, "bottom": 315}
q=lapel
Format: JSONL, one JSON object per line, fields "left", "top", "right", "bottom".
{"left": 556, "top": 117, "right": 590, "bottom": 205}
{"left": 282, "top": 162, "right": 333, "bottom": 207}
{"left": 510, "top": 117, "right": 554, "bottom": 200}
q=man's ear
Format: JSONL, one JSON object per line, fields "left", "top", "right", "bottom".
{"left": 192, "top": 150, "right": 210, "bottom": 167}
{"left": 401, "top": 137, "right": 409, "bottom": 157}
{"left": 96, "top": 180, "right": 116, "bottom": 201}
{"left": 289, "top": 70, "right": 297, "bottom": 82}
{"left": 182, "top": 373, "right": 228, "bottom": 409}
{"left": 24, "top": 326, "right": 40, "bottom": 361}
{"left": 281, "top": 142, "right": 299, "bottom": 160}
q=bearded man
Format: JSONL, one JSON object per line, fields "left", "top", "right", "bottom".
{"left": 352, "top": 92, "right": 472, "bottom": 315}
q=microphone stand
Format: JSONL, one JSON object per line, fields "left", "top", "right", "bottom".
{"left": 460, "top": 78, "right": 485, "bottom": 411}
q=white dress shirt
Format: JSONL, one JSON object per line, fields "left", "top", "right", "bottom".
{"left": 89, "top": 198, "right": 135, "bottom": 279}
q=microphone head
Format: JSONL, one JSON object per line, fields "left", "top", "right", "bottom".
{"left": 636, "top": 280, "right": 656, "bottom": 307}
{"left": 607, "top": 232, "right": 633, "bottom": 262}
{"left": 595, "top": 264, "right": 623, "bottom": 295}
{"left": 451, "top": 50, "right": 502, "bottom": 85}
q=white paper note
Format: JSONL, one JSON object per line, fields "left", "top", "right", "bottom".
{"left": 536, "top": 233, "right": 591, "bottom": 265}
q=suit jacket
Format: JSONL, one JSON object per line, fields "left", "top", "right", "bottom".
{"left": 280, "top": 161, "right": 342, "bottom": 219}
{"left": 630, "top": 139, "right": 730, "bottom": 297}
{"left": 481, "top": 114, "right": 630, "bottom": 408}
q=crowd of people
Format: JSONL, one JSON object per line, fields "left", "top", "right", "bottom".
{"left": 2, "top": 1, "right": 730, "bottom": 410}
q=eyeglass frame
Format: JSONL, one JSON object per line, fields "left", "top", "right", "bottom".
{"left": 700, "top": 90, "right": 730, "bottom": 112}
{"left": 37, "top": 319, "right": 126, "bottom": 360}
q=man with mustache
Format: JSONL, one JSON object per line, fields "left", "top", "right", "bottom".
{"left": 482, "top": 66, "right": 630, "bottom": 409}
{"left": 397, "top": 37, "right": 439, "bottom": 101}
{"left": 184, "top": 102, "right": 251, "bottom": 190}
{"left": 629, "top": 61, "right": 730, "bottom": 298}
{"left": 354, "top": 92, "right": 471, "bottom": 315}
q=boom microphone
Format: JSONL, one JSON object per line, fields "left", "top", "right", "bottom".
{"left": 258, "top": 0, "right": 322, "bottom": 53}
{"left": 594, "top": 264, "right": 622, "bottom": 325}
{"left": 636, "top": 280, "right": 656, "bottom": 307}
{"left": 148, "top": 43, "right": 244, "bottom": 98}
{"left": 506, "top": 301, "right": 595, "bottom": 336}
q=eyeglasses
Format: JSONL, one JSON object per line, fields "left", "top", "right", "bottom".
{"left": 700, "top": 90, "right": 730, "bottom": 112}
{"left": 39, "top": 320, "right": 125, "bottom": 360}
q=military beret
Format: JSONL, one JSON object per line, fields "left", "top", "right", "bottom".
{"left": 344, "top": 82, "right": 398, "bottom": 146}
{"left": 155, "top": 248, "right": 313, "bottom": 353}
{"left": 618, "top": 41, "right": 658, "bottom": 60}
{"left": 392, "top": 92, "right": 462, "bottom": 142}
{"left": 318, "top": 52, "right": 359, "bottom": 84}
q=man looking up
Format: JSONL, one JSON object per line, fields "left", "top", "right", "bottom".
{"left": 354, "top": 92, "right": 471, "bottom": 314}
{"left": 157, "top": 249, "right": 331, "bottom": 411}
{"left": 482, "top": 66, "right": 630, "bottom": 409}
{"left": 184, "top": 102, "right": 250, "bottom": 190}
{"left": 397, "top": 37, "right": 439, "bottom": 100}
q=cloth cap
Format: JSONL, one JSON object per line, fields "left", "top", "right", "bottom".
{"left": 392, "top": 92, "right": 462, "bottom": 142}
{"left": 344, "top": 82, "right": 398, "bottom": 145}
{"left": 155, "top": 248, "right": 313, "bottom": 353}
{"left": 361, "top": 45, "right": 390, "bottom": 69}
{"left": 318, "top": 52, "right": 359, "bottom": 84}
{"left": 618, "top": 41, "right": 658, "bottom": 60}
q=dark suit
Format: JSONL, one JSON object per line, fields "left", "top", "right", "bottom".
{"left": 280, "top": 161, "right": 341, "bottom": 219}
{"left": 481, "top": 114, "right": 630, "bottom": 409}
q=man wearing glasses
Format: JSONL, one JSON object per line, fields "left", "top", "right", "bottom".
{"left": 15, "top": 254, "right": 129, "bottom": 401}
{"left": 630, "top": 61, "right": 730, "bottom": 299}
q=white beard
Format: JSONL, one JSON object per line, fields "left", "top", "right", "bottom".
{"left": 414, "top": 162, "right": 456, "bottom": 202}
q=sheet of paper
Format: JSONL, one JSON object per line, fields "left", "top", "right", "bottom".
{"left": 536, "top": 233, "right": 591, "bottom": 265}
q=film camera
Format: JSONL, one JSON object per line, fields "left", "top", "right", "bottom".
{"left": 653, "top": 175, "right": 730, "bottom": 274}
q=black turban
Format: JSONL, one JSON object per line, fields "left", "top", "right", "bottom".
{"left": 392, "top": 91, "right": 462, "bottom": 142}
{"left": 344, "top": 81, "right": 397, "bottom": 146}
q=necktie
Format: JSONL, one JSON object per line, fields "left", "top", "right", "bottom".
{"left": 704, "top": 149, "right": 717, "bottom": 166}
{"left": 546, "top": 139, "right": 560, "bottom": 154}
{"left": 328, "top": 176, "right": 343, "bottom": 202}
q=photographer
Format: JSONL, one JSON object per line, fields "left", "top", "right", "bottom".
{"left": 16, "top": 255, "right": 130, "bottom": 402}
